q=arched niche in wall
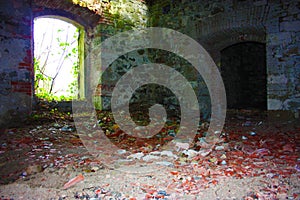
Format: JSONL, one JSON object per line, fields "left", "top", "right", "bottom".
{"left": 221, "top": 42, "right": 267, "bottom": 110}
{"left": 33, "top": 0, "right": 100, "bottom": 30}
{"left": 194, "top": 5, "right": 268, "bottom": 110}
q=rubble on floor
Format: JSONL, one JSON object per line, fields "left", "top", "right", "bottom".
{"left": 0, "top": 109, "right": 299, "bottom": 199}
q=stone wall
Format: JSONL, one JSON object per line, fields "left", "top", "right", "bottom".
{"left": 90, "top": 0, "right": 149, "bottom": 110}
{"left": 148, "top": 0, "right": 300, "bottom": 112}
{"left": 1, "top": 0, "right": 299, "bottom": 128}
{"left": 266, "top": 0, "right": 300, "bottom": 111}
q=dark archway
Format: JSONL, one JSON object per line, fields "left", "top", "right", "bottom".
{"left": 221, "top": 42, "right": 267, "bottom": 110}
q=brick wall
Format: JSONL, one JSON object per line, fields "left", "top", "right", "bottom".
{"left": 0, "top": 0, "right": 101, "bottom": 128}
{"left": 0, "top": 0, "right": 148, "bottom": 128}
{"left": 0, "top": 0, "right": 33, "bottom": 128}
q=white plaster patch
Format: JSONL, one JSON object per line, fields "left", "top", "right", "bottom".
{"left": 268, "top": 99, "right": 283, "bottom": 110}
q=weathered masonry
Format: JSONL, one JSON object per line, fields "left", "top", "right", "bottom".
{"left": 1, "top": 0, "right": 299, "bottom": 127}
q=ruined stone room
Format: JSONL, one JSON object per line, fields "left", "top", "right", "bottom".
{"left": 0, "top": 0, "right": 299, "bottom": 199}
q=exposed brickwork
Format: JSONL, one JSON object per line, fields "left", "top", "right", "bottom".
{"left": 33, "top": 0, "right": 101, "bottom": 30}
{"left": 11, "top": 81, "right": 32, "bottom": 96}
{"left": 0, "top": 0, "right": 33, "bottom": 127}
{"left": 0, "top": 0, "right": 148, "bottom": 127}
{"left": 0, "top": 0, "right": 101, "bottom": 128}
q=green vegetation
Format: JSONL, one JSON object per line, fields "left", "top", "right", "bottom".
{"left": 34, "top": 18, "right": 80, "bottom": 101}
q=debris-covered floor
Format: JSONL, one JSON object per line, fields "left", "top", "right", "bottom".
{"left": 0, "top": 106, "right": 299, "bottom": 200}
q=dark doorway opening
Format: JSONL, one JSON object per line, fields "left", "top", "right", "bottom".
{"left": 221, "top": 42, "right": 267, "bottom": 110}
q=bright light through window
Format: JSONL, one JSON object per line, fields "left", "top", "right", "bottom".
{"left": 34, "top": 17, "right": 79, "bottom": 100}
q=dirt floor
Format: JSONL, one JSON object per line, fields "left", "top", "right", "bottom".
{"left": 0, "top": 106, "right": 299, "bottom": 200}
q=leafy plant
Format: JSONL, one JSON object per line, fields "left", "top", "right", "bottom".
{"left": 34, "top": 19, "right": 80, "bottom": 101}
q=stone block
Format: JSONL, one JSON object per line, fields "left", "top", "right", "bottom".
{"left": 268, "top": 74, "right": 288, "bottom": 84}
{"left": 267, "top": 32, "right": 292, "bottom": 45}
{"left": 280, "top": 21, "right": 300, "bottom": 32}
{"left": 253, "top": 0, "right": 267, "bottom": 6}
{"left": 268, "top": 84, "right": 288, "bottom": 97}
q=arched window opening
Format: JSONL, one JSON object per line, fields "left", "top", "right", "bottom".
{"left": 221, "top": 42, "right": 267, "bottom": 110}
{"left": 33, "top": 17, "right": 85, "bottom": 101}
